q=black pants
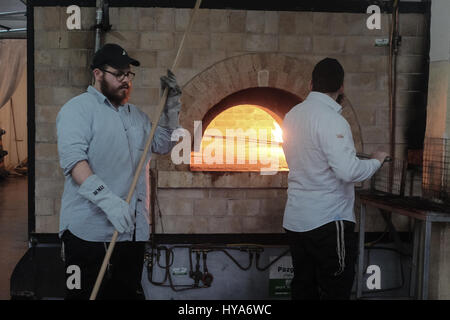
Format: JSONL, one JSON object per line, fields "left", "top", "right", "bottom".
{"left": 62, "top": 230, "right": 146, "bottom": 300}
{"left": 285, "top": 221, "right": 358, "bottom": 300}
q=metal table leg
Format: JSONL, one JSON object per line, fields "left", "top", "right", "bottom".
{"left": 356, "top": 203, "right": 366, "bottom": 299}
{"left": 421, "top": 220, "right": 431, "bottom": 300}
{"left": 410, "top": 219, "right": 420, "bottom": 298}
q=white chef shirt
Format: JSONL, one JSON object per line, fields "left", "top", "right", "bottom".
{"left": 282, "top": 91, "right": 381, "bottom": 232}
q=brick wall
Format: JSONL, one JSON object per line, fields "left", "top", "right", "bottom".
{"left": 155, "top": 188, "right": 286, "bottom": 233}
{"left": 154, "top": 171, "right": 287, "bottom": 233}
{"left": 34, "top": 7, "right": 429, "bottom": 234}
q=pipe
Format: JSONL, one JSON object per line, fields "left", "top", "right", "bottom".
{"left": 92, "top": 0, "right": 104, "bottom": 85}
{"left": 388, "top": 0, "right": 400, "bottom": 193}
{"left": 94, "top": 0, "right": 104, "bottom": 53}
{"left": 0, "top": 11, "right": 26, "bottom": 17}
{"left": 0, "top": 28, "right": 26, "bottom": 33}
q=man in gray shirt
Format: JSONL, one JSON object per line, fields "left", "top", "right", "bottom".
{"left": 56, "top": 43, "right": 180, "bottom": 299}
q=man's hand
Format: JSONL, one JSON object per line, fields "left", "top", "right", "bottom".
{"left": 77, "top": 174, "right": 135, "bottom": 233}
{"left": 159, "top": 69, "right": 182, "bottom": 129}
{"left": 370, "top": 151, "right": 390, "bottom": 165}
{"left": 160, "top": 69, "right": 181, "bottom": 97}
{"left": 101, "top": 197, "right": 135, "bottom": 234}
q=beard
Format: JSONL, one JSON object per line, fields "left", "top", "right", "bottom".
{"left": 100, "top": 75, "right": 131, "bottom": 106}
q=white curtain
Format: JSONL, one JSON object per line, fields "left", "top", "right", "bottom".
{"left": 0, "top": 39, "right": 27, "bottom": 170}
{"left": 0, "top": 39, "right": 26, "bottom": 110}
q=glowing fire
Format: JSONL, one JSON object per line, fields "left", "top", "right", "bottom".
{"left": 190, "top": 105, "right": 288, "bottom": 172}
{"left": 273, "top": 122, "right": 283, "bottom": 143}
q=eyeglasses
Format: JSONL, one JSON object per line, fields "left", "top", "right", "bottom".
{"left": 100, "top": 68, "right": 135, "bottom": 82}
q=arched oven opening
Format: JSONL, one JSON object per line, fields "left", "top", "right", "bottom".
{"left": 190, "top": 87, "right": 302, "bottom": 173}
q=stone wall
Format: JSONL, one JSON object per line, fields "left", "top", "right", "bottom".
{"left": 33, "top": 7, "right": 429, "bottom": 234}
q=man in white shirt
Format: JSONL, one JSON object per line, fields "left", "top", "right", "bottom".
{"left": 282, "top": 58, "right": 388, "bottom": 300}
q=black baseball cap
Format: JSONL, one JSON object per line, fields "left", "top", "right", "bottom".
{"left": 91, "top": 43, "right": 140, "bottom": 70}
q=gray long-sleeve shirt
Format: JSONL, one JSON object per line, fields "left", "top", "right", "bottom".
{"left": 56, "top": 86, "right": 175, "bottom": 242}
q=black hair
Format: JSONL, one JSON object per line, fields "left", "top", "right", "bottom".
{"left": 91, "top": 63, "right": 107, "bottom": 71}
{"left": 311, "top": 58, "right": 345, "bottom": 93}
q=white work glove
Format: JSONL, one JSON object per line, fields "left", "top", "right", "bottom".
{"left": 159, "top": 69, "right": 182, "bottom": 130}
{"left": 77, "top": 174, "right": 135, "bottom": 234}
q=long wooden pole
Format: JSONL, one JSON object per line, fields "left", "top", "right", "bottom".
{"left": 89, "top": 0, "right": 202, "bottom": 300}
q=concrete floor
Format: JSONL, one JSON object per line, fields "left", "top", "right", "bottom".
{"left": 0, "top": 175, "right": 28, "bottom": 300}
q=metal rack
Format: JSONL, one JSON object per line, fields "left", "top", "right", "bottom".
{"left": 422, "top": 137, "right": 450, "bottom": 203}
{"left": 356, "top": 140, "right": 450, "bottom": 299}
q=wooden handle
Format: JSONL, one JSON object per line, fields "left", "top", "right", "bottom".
{"left": 89, "top": 0, "right": 202, "bottom": 300}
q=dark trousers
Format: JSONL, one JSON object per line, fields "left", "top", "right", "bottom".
{"left": 62, "top": 230, "right": 146, "bottom": 300}
{"left": 285, "top": 221, "right": 358, "bottom": 300}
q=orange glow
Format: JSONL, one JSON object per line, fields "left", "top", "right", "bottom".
{"left": 190, "top": 105, "right": 288, "bottom": 172}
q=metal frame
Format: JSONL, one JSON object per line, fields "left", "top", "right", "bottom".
{"left": 27, "top": 1, "right": 35, "bottom": 236}
{"left": 0, "top": 4, "right": 26, "bottom": 37}
{"left": 27, "top": 0, "right": 430, "bottom": 13}
{"left": 357, "top": 198, "right": 450, "bottom": 300}
{"left": 0, "top": 28, "right": 26, "bottom": 34}
{"left": 0, "top": 11, "right": 26, "bottom": 17}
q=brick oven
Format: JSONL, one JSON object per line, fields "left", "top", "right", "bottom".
{"left": 151, "top": 52, "right": 365, "bottom": 234}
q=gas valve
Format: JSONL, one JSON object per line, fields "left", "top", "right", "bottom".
{"left": 201, "top": 251, "right": 213, "bottom": 287}
{"left": 201, "top": 272, "right": 213, "bottom": 287}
